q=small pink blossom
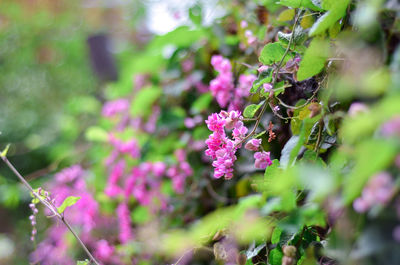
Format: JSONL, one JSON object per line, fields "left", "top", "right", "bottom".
{"left": 348, "top": 102, "right": 368, "bottom": 116}
{"left": 117, "top": 203, "right": 133, "bottom": 244}
{"left": 153, "top": 162, "right": 166, "bottom": 177}
{"left": 102, "top": 99, "right": 130, "bottom": 117}
{"left": 258, "top": 65, "right": 269, "bottom": 73}
{"left": 381, "top": 116, "right": 400, "bottom": 137}
{"left": 244, "top": 30, "right": 257, "bottom": 45}
{"left": 263, "top": 83, "right": 273, "bottom": 94}
{"left": 254, "top": 151, "right": 272, "bottom": 169}
{"left": 206, "top": 113, "right": 226, "bottom": 134}
{"left": 95, "top": 240, "right": 114, "bottom": 261}
{"left": 353, "top": 172, "right": 394, "bottom": 213}
{"left": 245, "top": 138, "right": 262, "bottom": 151}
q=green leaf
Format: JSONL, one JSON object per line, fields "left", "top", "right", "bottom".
{"left": 280, "top": 135, "right": 301, "bottom": 168}
{"left": 191, "top": 93, "right": 213, "bottom": 114}
{"left": 131, "top": 205, "right": 150, "bottom": 224}
{"left": 271, "top": 226, "right": 283, "bottom": 244}
{"left": 343, "top": 139, "right": 398, "bottom": 204}
{"left": 340, "top": 95, "right": 400, "bottom": 144}
{"left": 189, "top": 5, "right": 202, "bottom": 26}
{"left": 77, "top": 260, "right": 89, "bottom": 265}
{"left": 277, "top": 0, "right": 323, "bottom": 11}
{"left": 259, "top": 42, "right": 286, "bottom": 65}
{"left": 278, "top": 27, "right": 307, "bottom": 47}
{"left": 297, "top": 38, "right": 330, "bottom": 81}
{"left": 264, "top": 159, "right": 281, "bottom": 180}
{"left": 0, "top": 144, "right": 10, "bottom": 158}
{"left": 57, "top": 196, "right": 81, "bottom": 214}
{"left": 309, "top": 0, "right": 351, "bottom": 36}
{"left": 254, "top": 130, "right": 266, "bottom": 139}
{"left": 130, "top": 86, "right": 162, "bottom": 117}
{"left": 85, "top": 126, "right": 108, "bottom": 142}
{"left": 273, "top": 81, "right": 287, "bottom": 96}
{"left": 269, "top": 248, "right": 283, "bottom": 265}
{"left": 243, "top": 101, "right": 264, "bottom": 118}
{"left": 250, "top": 70, "right": 273, "bottom": 94}
{"left": 277, "top": 9, "right": 295, "bottom": 22}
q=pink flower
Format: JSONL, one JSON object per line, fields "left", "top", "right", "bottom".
{"left": 223, "top": 110, "right": 242, "bottom": 130}
{"left": 263, "top": 83, "right": 273, "bottom": 94}
{"left": 117, "top": 203, "right": 133, "bottom": 244}
{"left": 245, "top": 139, "right": 262, "bottom": 151}
{"left": 195, "top": 81, "right": 209, "bottom": 93}
{"left": 348, "top": 102, "right": 368, "bottom": 116}
{"left": 153, "top": 162, "right": 166, "bottom": 177}
{"left": 352, "top": 172, "right": 394, "bottom": 213}
{"left": 211, "top": 55, "right": 231, "bottom": 73}
{"left": 102, "top": 99, "right": 130, "bottom": 117}
{"left": 182, "top": 59, "right": 194, "bottom": 73}
{"left": 166, "top": 150, "right": 193, "bottom": 193}
{"left": 353, "top": 198, "right": 369, "bottom": 213}
{"left": 232, "top": 121, "right": 248, "bottom": 142}
{"left": 133, "top": 74, "right": 147, "bottom": 90}
{"left": 205, "top": 111, "right": 248, "bottom": 179}
{"left": 210, "top": 55, "right": 234, "bottom": 108}
{"left": 381, "top": 116, "right": 400, "bottom": 137}
{"left": 205, "top": 132, "right": 226, "bottom": 159}
{"left": 95, "top": 240, "right": 114, "bottom": 261}
{"left": 105, "top": 160, "right": 125, "bottom": 197}
{"left": 254, "top": 151, "right": 272, "bottom": 169}
{"left": 55, "top": 165, "right": 84, "bottom": 183}
{"left": 229, "top": 74, "right": 256, "bottom": 110}
{"left": 212, "top": 140, "right": 237, "bottom": 179}
{"left": 245, "top": 30, "right": 257, "bottom": 45}
{"left": 258, "top": 65, "right": 269, "bottom": 73}
{"left": 206, "top": 113, "right": 226, "bottom": 134}
{"left": 240, "top": 20, "right": 248, "bottom": 28}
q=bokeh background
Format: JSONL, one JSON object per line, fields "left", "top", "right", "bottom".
{"left": 0, "top": 0, "right": 220, "bottom": 262}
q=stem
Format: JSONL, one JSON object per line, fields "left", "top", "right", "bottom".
{"left": 236, "top": 9, "right": 303, "bottom": 147}
{"left": 0, "top": 155, "right": 100, "bottom": 265}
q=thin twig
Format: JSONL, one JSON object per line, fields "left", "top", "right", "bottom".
{"left": 0, "top": 155, "right": 100, "bottom": 265}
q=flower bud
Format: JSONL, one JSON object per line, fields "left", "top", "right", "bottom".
{"left": 245, "top": 139, "right": 261, "bottom": 151}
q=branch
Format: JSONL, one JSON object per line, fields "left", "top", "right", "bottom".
{"left": 236, "top": 9, "right": 303, "bottom": 147}
{"left": 0, "top": 154, "right": 100, "bottom": 265}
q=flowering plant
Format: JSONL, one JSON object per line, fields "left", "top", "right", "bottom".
{"left": 1, "top": 1, "right": 400, "bottom": 265}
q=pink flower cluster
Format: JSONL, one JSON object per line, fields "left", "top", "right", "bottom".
{"left": 210, "top": 55, "right": 234, "bottom": 108}
{"left": 31, "top": 226, "right": 73, "bottom": 265}
{"left": 353, "top": 172, "right": 394, "bottom": 213}
{"left": 51, "top": 165, "right": 99, "bottom": 232}
{"left": 124, "top": 162, "right": 168, "bottom": 209}
{"left": 209, "top": 55, "right": 256, "bottom": 110}
{"left": 245, "top": 138, "right": 272, "bottom": 169}
{"left": 105, "top": 160, "right": 125, "bottom": 197}
{"left": 94, "top": 239, "right": 115, "bottom": 262}
{"left": 254, "top": 151, "right": 272, "bottom": 169}
{"left": 117, "top": 203, "right": 133, "bottom": 243}
{"left": 31, "top": 166, "right": 102, "bottom": 265}
{"left": 205, "top": 110, "right": 248, "bottom": 179}
{"left": 240, "top": 20, "right": 257, "bottom": 46}
{"left": 381, "top": 116, "right": 400, "bottom": 137}
{"left": 167, "top": 149, "right": 193, "bottom": 193}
